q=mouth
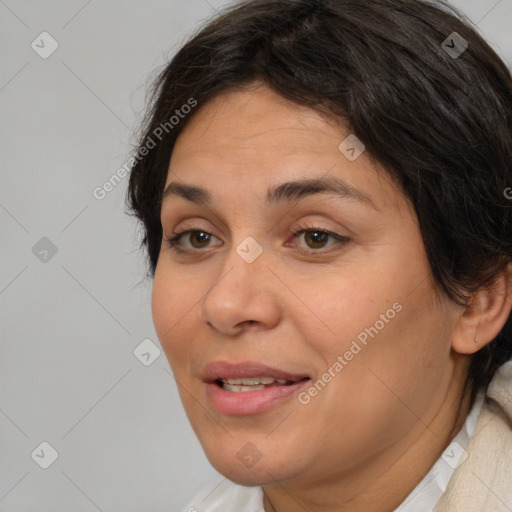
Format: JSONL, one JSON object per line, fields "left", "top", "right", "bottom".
{"left": 202, "top": 361, "right": 312, "bottom": 415}
{"left": 202, "top": 360, "right": 311, "bottom": 387}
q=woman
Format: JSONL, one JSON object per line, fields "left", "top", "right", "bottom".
{"left": 126, "top": 0, "right": 512, "bottom": 510}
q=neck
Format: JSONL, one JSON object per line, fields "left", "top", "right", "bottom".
{"left": 262, "top": 374, "right": 473, "bottom": 512}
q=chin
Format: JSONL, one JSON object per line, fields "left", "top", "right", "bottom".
{"left": 213, "top": 463, "right": 284, "bottom": 487}
{"left": 203, "top": 446, "right": 293, "bottom": 486}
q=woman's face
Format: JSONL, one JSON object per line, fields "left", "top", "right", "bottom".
{"left": 152, "top": 84, "right": 464, "bottom": 488}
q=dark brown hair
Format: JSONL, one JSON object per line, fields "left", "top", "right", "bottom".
{"left": 126, "top": 0, "right": 512, "bottom": 402}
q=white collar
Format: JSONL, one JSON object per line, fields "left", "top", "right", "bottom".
{"left": 394, "top": 390, "right": 486, "bottom": 511}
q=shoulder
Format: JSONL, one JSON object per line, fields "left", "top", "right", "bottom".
{"left": 181, "top": 477, "right": 264, "bottom": 512}
{"left": 435, "top": 361, "right": 512, "bottom": 512}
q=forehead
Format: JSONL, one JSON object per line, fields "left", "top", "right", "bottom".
{"left": 174, "top": 84, "right": 343, "bottom": 153}
{"left": 165, "top": 85, "right": 405, "bottom": 214}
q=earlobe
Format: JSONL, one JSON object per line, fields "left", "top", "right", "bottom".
{"left": 451, "top": 263, "right": 512, "bottom": 355}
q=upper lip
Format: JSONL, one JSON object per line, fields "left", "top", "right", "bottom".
{"left": 202, "top": 361, "right": 311, "bottom": 383}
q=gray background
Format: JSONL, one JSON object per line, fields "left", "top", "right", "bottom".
{"left": 0, "top": 1, "right": 510, "bottom": 510}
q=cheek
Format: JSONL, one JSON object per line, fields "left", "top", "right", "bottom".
{"left": 289, "top": 266, "right": 394, "bottom": 356}
{"left": 151, "top": 266, "right": 198, "bottom": 362}
{"left": 298, "top": 254, "right": 446, "bottom": 400}
{"left": 151, "top": 271, "right": 174, "bottom": 343}
{"left": 325, "top": 281, "right": 450, "bottom": 429}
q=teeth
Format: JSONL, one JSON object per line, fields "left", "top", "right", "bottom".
{"left": 223, "top": 383, "right": 266, "bottom": 392}
{"left": 222, "top": 377, "right": 283, "bottom": 385}
{"left": 220, "top": 376, "right": 295, "bottom": 392}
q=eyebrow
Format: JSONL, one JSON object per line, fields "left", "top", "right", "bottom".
{"left": 161, "top": 175, "right": 378, "bottom": 210}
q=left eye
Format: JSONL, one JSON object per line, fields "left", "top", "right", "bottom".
{"left": 289, "top": 228, "right": 349, "bottom": 252}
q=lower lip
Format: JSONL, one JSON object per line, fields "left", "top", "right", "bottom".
{"left": 206, "top": 380, "right": 310, "bottom": 415}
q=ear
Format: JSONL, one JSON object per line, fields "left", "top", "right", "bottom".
{"left": 451, "top": 262, "right": 512, "bottom": 355}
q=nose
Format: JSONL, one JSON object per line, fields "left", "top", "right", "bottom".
{"left": 200, "top": 243, "right": 281, "bottom": 336}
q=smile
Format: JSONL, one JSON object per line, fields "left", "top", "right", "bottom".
{"left": 202, "top": 361, "right": 311, "bottom": 415}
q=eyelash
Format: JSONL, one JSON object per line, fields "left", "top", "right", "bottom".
{"left": 165, "top": 222, "right": 350, "bottom": 255}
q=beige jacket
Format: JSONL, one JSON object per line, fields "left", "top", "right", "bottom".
{"left": 435, "top": 361, "right": 512, "bottom": 512}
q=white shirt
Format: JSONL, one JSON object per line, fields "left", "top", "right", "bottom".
{"left": 183, "top": 391, "right": 485, "bottom": 512}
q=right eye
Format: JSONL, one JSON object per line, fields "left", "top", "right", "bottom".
{"left": 166, "top": 229, "right": 222, "bottom": 253}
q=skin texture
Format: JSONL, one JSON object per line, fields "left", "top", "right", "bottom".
{"left": 151, "top": 83, "right": 512, "bottom": 512}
